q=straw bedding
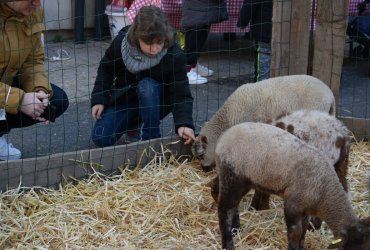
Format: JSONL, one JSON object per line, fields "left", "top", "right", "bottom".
{"left": 0, "top": 142, "right": 369, "bottom": 249}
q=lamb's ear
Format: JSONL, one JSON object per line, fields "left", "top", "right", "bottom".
{"left": 200, "top": 135, "right": 208, "bottom": 145}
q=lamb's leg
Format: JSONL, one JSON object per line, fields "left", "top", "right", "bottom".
{"left": 334, "top": 144, "right": 350, "bottom": 192}
{"left": 212, "top": 175, "right": 245, "bottom": 229}
{"left": 309, "top": 143, "right": 349, "bottom": 232}
{"left": 211, "top": 176, "right": 219, "bottom": 203}
{"left": 218, "top": 205, "right": 238, "bottom": 250}
{"left": 251, "top": 191, "right": 270, "bottom": 210}
{"left": 284, "top": 198, "right": 305, "bottom": 250}
{"left": 218, "top": 166, "right": 251, "bottom": 250}
{"left": 300, "top": 216, "right": 310, "bottom": 247}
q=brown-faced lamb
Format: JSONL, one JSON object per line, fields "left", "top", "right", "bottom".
{"left": 191, "top": 74, "right": 335, "bottom": 171}
{"left": 210, "top": 110, "right": 352, "bottom": 230}
{"left": 214, "top": 122, "right": 369, "bottom": 250}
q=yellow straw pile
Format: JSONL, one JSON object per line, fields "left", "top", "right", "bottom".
{"left": 0, "top": 141, "right": 369, "bottom": 249}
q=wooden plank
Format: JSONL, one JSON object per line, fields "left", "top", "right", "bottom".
{"left": 288, "top": 0, "right": 311, "bottom": 74}
{"left": 340, "top": 117, "right": 370, "bottom": 141}
{"left": 0, "top": 136, "right": 192, "bottom": 191}
{"left": 312, "top": 0, "right": 348, "bottom": 112}
{"left": 271, "top": 0, "right": 292, "bottom": 77}
{"left": 271, "top": 0, "right": 311, "bottom": 77}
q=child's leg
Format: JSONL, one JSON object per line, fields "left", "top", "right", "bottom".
{"left": 255, "top": 41, "right": 271, "bottom": 82}
{"left": 91, "top": 105, "right": 139, "bottom": 147}
{"left": 184, "top": 25, "right": 210, "bottom": 67}
{"left": 49, "top": 83, "right": 69, "bottom": 118}
{"left": 137, "top": 77, "right": 161, "bottom": 140}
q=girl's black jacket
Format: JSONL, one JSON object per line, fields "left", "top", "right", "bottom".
{"left": 91, "top": 26, "right": 195, "bottom": 132}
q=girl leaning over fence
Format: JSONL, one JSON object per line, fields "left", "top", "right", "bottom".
{"left": 90, "top": 5, "right": 195, "bottom": 147}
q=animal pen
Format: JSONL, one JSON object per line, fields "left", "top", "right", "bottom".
{"left": 0, "top": 0, "right": 369, "bottom": 249}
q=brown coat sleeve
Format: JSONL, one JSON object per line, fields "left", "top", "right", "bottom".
{"left": 0, "top": 7, "right": 51, "bottom": 114}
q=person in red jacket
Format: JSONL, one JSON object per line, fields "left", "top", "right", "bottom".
{"left": 91, "top": 5, "right": 195, "bottom": 147}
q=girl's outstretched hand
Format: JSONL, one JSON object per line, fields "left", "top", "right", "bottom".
{"left": 177, "top": 126, "right": 196, "bottom": 145}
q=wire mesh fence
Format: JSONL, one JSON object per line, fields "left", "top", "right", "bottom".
{"left": 0, "top": 0, "right": 368, "bottom": 191}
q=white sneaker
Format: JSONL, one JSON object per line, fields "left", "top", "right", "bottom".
{"left": 187, "top": 69, "right": 208, "bottom": 85}
{"left": 0, "top": 136, "right": 21, "bottom": 161}
{"left": 195, "top": 63, "right": 214, "bottom": 77}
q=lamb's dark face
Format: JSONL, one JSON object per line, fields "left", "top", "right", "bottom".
{"left": 191, "top": 135, "right": 215, "bottom": 172}
{"left": 327, "top": 219, "right": 370, "bottom": 250}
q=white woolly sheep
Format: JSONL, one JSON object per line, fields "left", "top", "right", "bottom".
{"left": 252, "top": 110, "right": 351, "bottom": 216}
{"left": 215, "top": 122, "right": 369, "bottom": 250}
{"left": 192, "top": 74, "right": 336, "bottom": 171}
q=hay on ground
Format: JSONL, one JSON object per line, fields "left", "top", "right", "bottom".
{"left": 0, "top": 141, "right": 369, "bottom": 249}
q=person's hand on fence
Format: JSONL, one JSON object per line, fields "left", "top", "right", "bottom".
{"left": 177, "top": 126, "right": 195, "bottom": 145}
{"left": 92, "top": 104, "right": 105, "bottom": 121}
{"left": 20, "top": 92, "right": 49, "bottom": 121}
{"left": 36, "top": 89, "right": 50, "bottom": 105}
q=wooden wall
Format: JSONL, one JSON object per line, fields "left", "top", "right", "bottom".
{"left": 271, "top": 0, "right": 370, "bottom": 139}
{"left": 0, "top": 137, "right": 192, "bottom": 192}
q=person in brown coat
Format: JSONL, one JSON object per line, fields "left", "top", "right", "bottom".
{"left": 0, "top": 0, "right": 69, "bottom": 160}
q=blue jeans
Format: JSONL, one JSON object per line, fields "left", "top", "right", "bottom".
{"left": 0, "top": 83, "right": 69, "bottom": 135}
{"left": 91, "top": 77, "right": 163, "bottom": 147}
{"left": 254, "top": 41, "right": 271, "bottom": 82}
{"left": 137, "top": 78, "right": 161, "bottom": 140}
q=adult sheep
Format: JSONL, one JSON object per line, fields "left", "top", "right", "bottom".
{"left": 214, "top": 122, "right": 369, "bottom": 250}
{"left": 191, "top": 74, "right": 335, "bottom": 171}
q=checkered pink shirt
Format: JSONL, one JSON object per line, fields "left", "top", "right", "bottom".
{"left": 127, "top": 0, "right": 249, "bottom": 32}
{"left": 126, "top": 0, "right": 161, "bottom": 22}
{"left": 126, "top": 0, "right": 368, "bottom": 33}
{"left": 348, "top": 0, "right": 370, "bottom": 15}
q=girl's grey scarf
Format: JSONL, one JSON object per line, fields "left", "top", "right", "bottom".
{"left": 121, "top": 35, "right": 167, "bottom": 74}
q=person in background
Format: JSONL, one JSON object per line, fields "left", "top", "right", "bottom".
{"left": 348, "top": 0, "right": 370, "bottom": 59}
{"left": 0, "top": 0, "right": 69, "bottom": 160}
{"left": 91, "top": 5, "right": 195, "bottom": 147}
{"left": 238, "top": 0, "right": 273, "bottom": 82}
{"left": 181, "top": 0, "right": 228, "bottom": 84}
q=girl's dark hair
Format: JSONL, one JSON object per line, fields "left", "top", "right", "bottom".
{"left": 127, "top": 5, "right": 174, "bottom": 48}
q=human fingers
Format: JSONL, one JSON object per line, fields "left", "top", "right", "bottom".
{"left": 92, "top": 105, "right": 104, "bottom": 121}
{"left": 178, "top": 127, "right": 195, "bottom": 144}
{"left": 96, "top": 107, "right": 103, "bottom": 119}
{"left": 35, "top": 116, "right": 47, "bottom": 123}
{"left": 183, "top": 136, "right": 193, "bottom": 145}
{"left": 36, "top": 92, "right": 49, "bottom": 107}
{"left": 20, "top": 93, "right": 42, "bottom": 118}
{"left": 35, "top": 91, "right": 49, "bottom": 100}
{"left": 182, "top": 127, "right": 196, "bottom": 140}
{"left": 91, "top": 108, "right": 98, "bottom": 121}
